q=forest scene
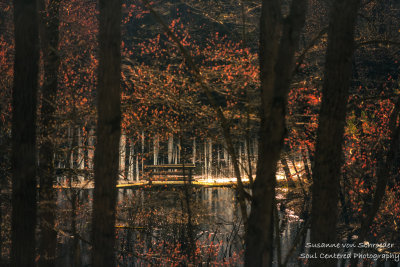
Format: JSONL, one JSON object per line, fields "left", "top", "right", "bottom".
{"left": 0, "top": 0, "right": 400, "bottom": 266}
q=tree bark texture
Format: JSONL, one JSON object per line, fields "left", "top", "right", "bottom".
{"left": 37, "top": 0, "right": 61, "bottom": 266}
{"left": 245, "top": 1, "right": 307, "bottom": 266}
{"left": 301, "top": 148, "right": 312, "bottom": 181}
{"left": 309, "top": 0, "right": 360, "bottom": 266}
{"left": 0, "top": 103, "right": 7, "bottom": 267}
{"left": 124, "top": 138, "right": 131, "bottom": 180}
{"left": 349, "top": 99, "right": 400, "bottom": 267}
{"left": 281, "top": 157, "right": 295, "bottom": 187}
{"left": 91, "top": 0, "right": 122, "bottom": 265}
{"left": 11, "top": 0, "right": 40, "bottom": 266}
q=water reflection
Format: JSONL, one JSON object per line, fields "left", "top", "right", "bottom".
{"left": 55, "top": 186, "right": 303, "bottom": 266}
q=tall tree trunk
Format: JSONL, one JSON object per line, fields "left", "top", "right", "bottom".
{"left": 11, "top": 0, "right": 40, "bottom": 265}
{"left": 37, "top": 0, "right": 61, "bottom": 265}
{"left": 0, "top": 97, "right": 10, "bottom": 266}
{"left": 91, "top": 0, "right": 122, "bottom": 265}
{"left": 72, "top": 126, "right": 79, "bottom": 170}
{"left": 309, "top": 0, "right": 360, "bottom": 266}
{"left": 301, "top": 147, "right": 312, "bottom": 181}
{"left": 0, "top": 181, "right": 2, "bottom": 266}
{"left": 83, "top": 126, "right": 89, "bottom": 170}
{"left": 245, "top": 1, "right": 307, "bottom": 266}
{"left": 349, "top": 99, "right": 400, "bottom": 267}
{"left": 71, "top": 191, "right": 81, "bottom": 267}
{"left": 281, "top": 157, "right": 295, "bottom": 187}
{"left": 0, "top": 119, "right": 6, "bottom": 267}
{"left": 125, "top": 138, "right": 131, "bottom": 180}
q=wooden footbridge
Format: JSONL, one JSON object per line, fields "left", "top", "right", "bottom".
{"left": 54, "top": 163, "right": 250, "bottom": 189}
{"left": 144, "top": 163, "right": 196, "bottom": 184}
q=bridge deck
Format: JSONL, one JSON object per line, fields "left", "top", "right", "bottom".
{"left": 52, "top": 178, "right": 251, "bottom": 189}
{"left": 144, "top": 163, "right": 196, "bottom": 183}
{"left": 144, "top": 164, "right": 196, "bottom": 169}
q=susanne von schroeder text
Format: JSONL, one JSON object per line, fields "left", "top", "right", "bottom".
{"left": 304, "top": 242, "right": 394, "bottom": 249}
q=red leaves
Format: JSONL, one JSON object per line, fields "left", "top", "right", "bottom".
{"left": 307, "top": 95, "right": 320, "bottom": 106}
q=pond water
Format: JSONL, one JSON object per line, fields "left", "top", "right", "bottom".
{"left": 55, "top": 186, "right": 303, "bottom": 266}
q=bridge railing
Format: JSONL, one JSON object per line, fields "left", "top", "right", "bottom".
{"left": 144, "top": 164, "right": 196, "bottom": 183}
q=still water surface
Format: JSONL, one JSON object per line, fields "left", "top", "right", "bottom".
{"left": 56, "top": 186, "right": 301, "bottom": 266}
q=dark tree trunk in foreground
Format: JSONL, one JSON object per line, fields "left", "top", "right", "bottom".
{"left": 37, "top": 0, "right": 61, "bottom": 266}
{"left": 11, "top": 0, "right": 40, "bottom": 266}
{"left": 0, "top": 103, "right": 8, "bottom": 266}
{"left": 245, "top": 0, "right": 307, "bottom": 266}
{"left": 349, "top": 99, "right": 400, "bottom": 267}
{"left": 91, "top": 0, "right": 122, "bottom": 265}
{"left": 309, "top": 0, "right": 360, "bottom": 266}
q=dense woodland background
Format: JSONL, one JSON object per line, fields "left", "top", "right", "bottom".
{"left": 1, "top": 0, "right": 400, "bottom": 266}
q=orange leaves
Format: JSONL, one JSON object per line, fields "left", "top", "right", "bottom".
{"left": 307, "top": 95, "right": 320, "bottom": 106}
{"left": 117, "top": 5, "right": 260, "bottom": 140}
{"left": 169, "top": 18, "right": 181, "bottom": 29}
{"left": 80, "top": 97, "right": 88, "bottom": 105}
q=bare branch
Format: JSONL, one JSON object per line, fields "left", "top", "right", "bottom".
{"left": 356, "top": 39, "right": 400, "bottom": 49}
{"left": 294, "top": 27, "right": 328, "bottom": 75}
{"left": 141, "top": 0, "right": 249, "bottom": 227}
